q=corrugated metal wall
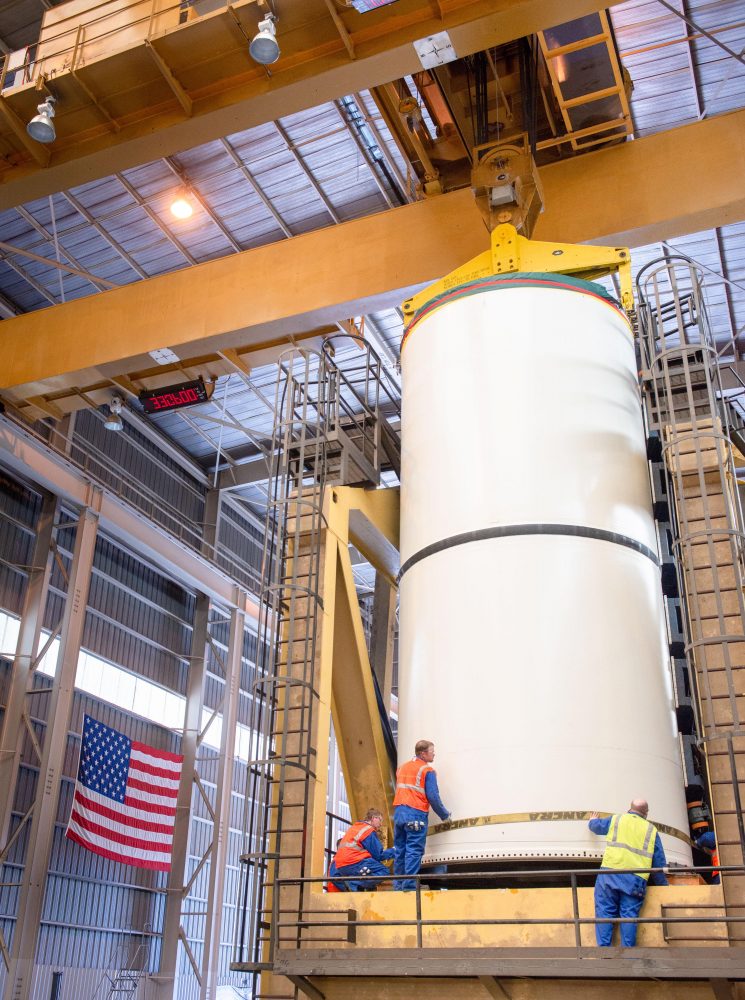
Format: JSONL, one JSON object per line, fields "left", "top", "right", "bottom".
{"left": 216, "top": 501, "right": 264, "bottom": 593}
{"left": 0, "top": 459, "right": 258, "bottom": 999}
{"left": 48, "top": 529, "right": 195, "bottom": 695}
{"left": 67, "top": 411, "right": 263, "bottom": 596}
{"left": 0, "top": 472, "right": 41, "bottom": 622}
{"left": 71, "top": 409, "right": 206, "bottom": 536}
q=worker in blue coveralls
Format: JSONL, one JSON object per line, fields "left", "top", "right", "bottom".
{"left": 588, "top": 798, "right": 668, "bottom": 947}
{"left": 393, "top": 739, "right": 451, "bottom": 891}
{"left": 328, "top": 808, "right": 394, "bottom": 891}
{"left": 695, "top": 830, "right": 720, "bottom": 884}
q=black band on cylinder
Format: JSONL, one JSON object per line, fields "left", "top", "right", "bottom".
{"left": 398, "top": 522, "right": 660, "bottom": 582}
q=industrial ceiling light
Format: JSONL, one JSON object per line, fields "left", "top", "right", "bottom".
{"left": 26, "top": 96, "right": 57, "bottom": 144}
{"left": 249, "top": 13, "right": 280, "bottom": 65}
{"left": 104, "top": 395, "right": 124, "bottom": 432}
{"left": 170, "top": 195, "right": 193, "bottom": 219}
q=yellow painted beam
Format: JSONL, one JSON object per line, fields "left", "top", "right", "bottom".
{"left": 534, "top": 109, "right": 745, "bottom": 247}
{"left": 347, "top": 486, "right": 400, "bottom": 586}
{"left": 305, "top": 502, "right": 341, "bottom": 888}
{"left": 0, "top": 190, "right": 489, "bottom": 398}
{"left": 2, "top": 110, "right": 745, "bottom": 401}
{"left": 330, "top": 489, "right": 397, "bottom": 823}
{"left": 0, "top": 0, "right": 613, "bottom": 210}
{"left": 308, "top": 883, "right": 724, "bottom": 951}
{"left": 331, "top": 543, "right": 395, "bottom": 827}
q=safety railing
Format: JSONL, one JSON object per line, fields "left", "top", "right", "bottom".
{"left": 92, "top": 922, "right": 153, "bottom": 1000}
{"left": 321, "top": 333, "right": 402, "bottom": 483}
{"left": 322, "top": 333, "right": 401, "bottom": 422}
{"left": 1, "top": 406, "right": 263, "bottom": 595}
{"left": 0, "top": 0, "right": 189, "bottom": 92}
{"left": 324, "top": 809, "right": 352, "bottom": 870}
{"left": 269, "top": 865, "right": 736, "bottom": 956}
{"left": 637, "top": 257, "right": 745, "bottom": 913}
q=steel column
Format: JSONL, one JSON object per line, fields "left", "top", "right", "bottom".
{"left": 201, "top": 602, "right": 246, "bottom": 999}
{"left": 369, "top": 573, "right": 396, "bottom": 715}
{"left": 6, "top": 502, "right": 99, "bottom": 1000}
{"left": 201, "top": 488, "right": 222, "bottom": 559}
{"left": 153, "top": 592, "right": 211, "bottom": 1000}
{"left": 0, "top": 492, "right": 57, "bottom": 849}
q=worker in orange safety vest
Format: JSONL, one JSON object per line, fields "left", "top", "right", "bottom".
{"left": 393, "top": 739, "right": 451, "bottom": 891}
{"left": 327, "top": 808, "right": 394, "bottom": 891}
{"left": 695, "top": 831, "right": 720, "bottom": 884}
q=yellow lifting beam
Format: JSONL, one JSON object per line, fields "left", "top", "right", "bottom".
{"left": 402, "top": 223, "right": 634, "bottom": 325}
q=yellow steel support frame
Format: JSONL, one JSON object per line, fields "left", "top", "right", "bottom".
{"left": 402, "top": 222, "right": 634, "bottom": 322}
{"left": 276, "top": 485, "right": 399, "bottom": 877}
{"left": 258, "top": 485, "right": 398, "bottom": 997}
{"left": 310, "top": 485, "right": 399, "bottom": 860}
{"left": 329, "top": 488, "right": 398, "bottom": 831}
{"left": 537, "top": 10, "right": 633, "bottom": 154}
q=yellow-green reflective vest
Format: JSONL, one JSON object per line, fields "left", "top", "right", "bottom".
{"left": 601, "top": 813, "right": 656, "bottom": 881}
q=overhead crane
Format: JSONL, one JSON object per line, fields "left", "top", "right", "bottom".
{"left": 0, "top": 0, "right": 616, "bottom": 209}
{"left": 3, "top": 98, "right": 745, "bottom": 423}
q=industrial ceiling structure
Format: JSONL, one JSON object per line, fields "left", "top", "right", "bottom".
{"left": 0, "top": 0, "right": 744, "bottom": 521}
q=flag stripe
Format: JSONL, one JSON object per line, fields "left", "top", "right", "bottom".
{"left": 127, "top": 775, "right": 178, "bottom": 799}
{"left": 130, "top": 747, "right": 182, "bottom": 775}
{"left": 67, "top": 815, "right": 170, "bottom": 861}
{"left": 131, "top": 740, "right": 183, "bottom": 764}
{"left": 74, "top": 789, "right": 175, "bottom": 836}
{"left": 128, "top": 757, "right": 182, "bottom": 782}
{"left": 70, "top": 810, "right": 174, "bottom": 852}
{"left": 123, "top": 792, "right": 177, "bottom": 816}
{"left": 66, "top": 829, "right": 171, "bottom": 872}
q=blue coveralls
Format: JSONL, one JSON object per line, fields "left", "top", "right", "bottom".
{"left": 589, "top": 814, "right": 668, "bottom": 947}
{"left": 696, "top": 831, "right": 720, "bottom": 884}
{"left": 329, "top": 830, "right": 395, "bottom": 891}
{"left": 394, "top": 772, "right": 450, "bottom": 891}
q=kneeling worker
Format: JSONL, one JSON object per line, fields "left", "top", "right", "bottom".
{"left": 328, "top": 808, "right": 394, "bottom": 891}
{"left": 393, "top": 739, "right": 451, "bottom": 891}
{"left": 588, "top": 798, "right": 668, "bottom": 947}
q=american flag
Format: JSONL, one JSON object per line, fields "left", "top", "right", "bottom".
{"left": 66, "top": 714, "right": 183, "bottom": 872}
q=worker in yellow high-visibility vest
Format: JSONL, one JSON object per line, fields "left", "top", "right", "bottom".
{"left": 588, "top": 799, "right": 668, "bottom": 946}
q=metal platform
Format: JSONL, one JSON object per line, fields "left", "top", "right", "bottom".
{"left": 272, "top": 945, "right": 745, "bottom": 980}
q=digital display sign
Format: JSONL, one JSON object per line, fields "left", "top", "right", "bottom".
{"left": 139, "top": 378, "right": 210, "bottom": 414}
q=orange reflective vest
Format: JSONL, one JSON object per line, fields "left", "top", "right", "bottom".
{"left": 712, "top": 849, "right": 720, "bottom": 882}
{"left": 393, "top": 758, "right": 433, "bottom": 811}
{"left": 334, "top": 822, "right": 375, "bottom": 868}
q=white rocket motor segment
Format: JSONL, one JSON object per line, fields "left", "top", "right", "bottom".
{"left": 398, "top": 279, "right": 692, "bottom": 868}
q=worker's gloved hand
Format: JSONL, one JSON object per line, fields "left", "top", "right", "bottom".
{"left": 443, "top": 813, "right": 452, "bottom": 821}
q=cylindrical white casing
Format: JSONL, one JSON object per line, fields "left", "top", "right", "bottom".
{"left": 398, "top": 276, "right": 692, "bottom": 868}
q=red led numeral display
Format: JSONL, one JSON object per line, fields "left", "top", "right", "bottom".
{"left": 141, "top": 383, "right": 205, "bottom": 413}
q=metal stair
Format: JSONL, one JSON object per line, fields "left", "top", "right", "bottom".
{"left": 279, "top": 335, "right": 401, "bottom": 488}
{"left": 106, "top": 969, "right": 144, "bottom": 999}
{"left": 92, "top": 928, "right": 151, "bottom": 1000}
{"left": 235, "top": 334, "right": 400, "bottom": 998}
{"left": 639, "top": 254, "right": 745, "bottom": 943}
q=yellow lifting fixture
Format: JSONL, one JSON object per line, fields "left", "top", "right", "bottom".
{"left": 403, "top": 222, "right": 635, "bottom": 324}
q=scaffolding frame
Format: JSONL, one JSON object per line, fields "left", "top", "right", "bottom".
{"left": 639, "top": 254, "right": 745, "bottom": 939}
